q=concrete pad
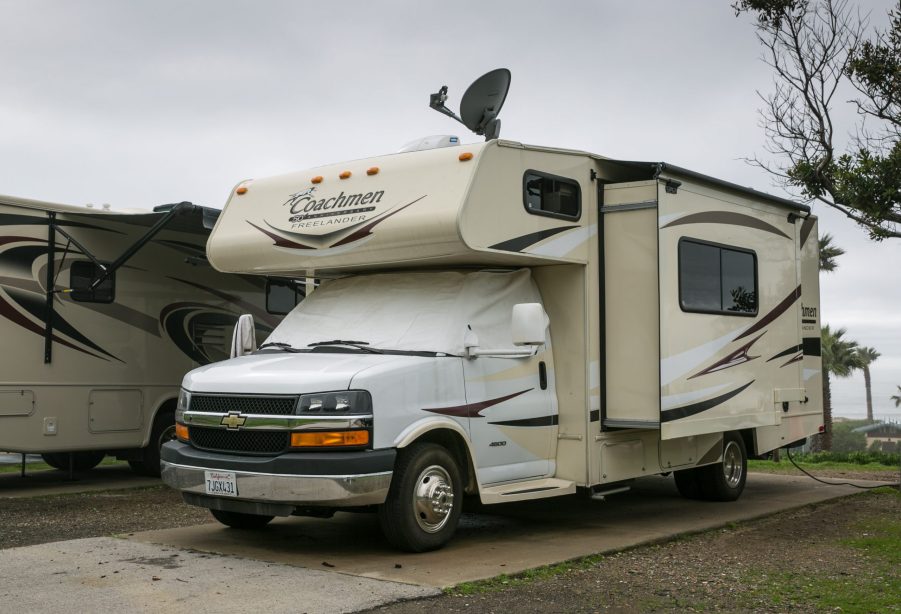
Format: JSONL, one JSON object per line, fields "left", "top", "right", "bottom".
{"left": 130, "top": 473, "right": 891, "bottom": 588}
{"left": 0, "top": 537, "right": 437, "bottom": 614}
{"left": 0, "top": 464, "right": 158, "bottom": 499}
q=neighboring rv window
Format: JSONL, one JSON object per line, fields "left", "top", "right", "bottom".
{"left": 266, "top": 279, "right": 304, "bottom": 315}
{"left": 679, "top": 239, "right": 757, "bottom": 316}
{"left": 523, "top": 171, "right": 581, "bottom": 220}
{"left": 69, "top": 261, "right": 115, "bottom": 303}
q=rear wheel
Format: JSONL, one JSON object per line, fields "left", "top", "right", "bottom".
{"left": 700, "top": 432, "right": 747, "bottom": 501}
{"left": 210, "top": 509, "right": 274, "bottom": 529}
{"left": 129, "top": 410, "right": 176, "bottom": 477}
{"left": 378, "top": 442, "right": 463, "bottom": 552}
{"left": 41, "top": 451, "right": 105, "bottom": 472}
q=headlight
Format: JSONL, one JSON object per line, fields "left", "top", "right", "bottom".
{"left": 297, "top": 390, "right": 371, "bottom": 415}
{"left": 176, "top": 389, "right": 191, "bottom": 423}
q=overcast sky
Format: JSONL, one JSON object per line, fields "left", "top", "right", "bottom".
{"left": 1, "top": 0, "right": 898, "bottom": 419}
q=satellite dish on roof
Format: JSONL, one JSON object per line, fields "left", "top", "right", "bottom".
{"left": 429, "top": 68, "right": 511, "bottom": 141}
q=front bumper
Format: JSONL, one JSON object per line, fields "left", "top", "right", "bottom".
{"left": 160, "top": 441, "right": 394, "bottom": 508}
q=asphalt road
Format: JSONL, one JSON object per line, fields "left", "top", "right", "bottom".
{"left": 0, "top": 472, "right": 890, "bottom": 613}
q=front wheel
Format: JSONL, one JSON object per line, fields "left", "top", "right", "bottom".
{"left": 378, "top": 442, "right": 463, "bottom": 552}
{"left": 129, "top": 410, "right": 176, "bottom": 477}
{"left": 210, "top": 509, "right": 274, "bottom": 529}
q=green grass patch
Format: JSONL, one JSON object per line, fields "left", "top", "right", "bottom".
{"left": 0, "top": 456, "right": 125, "bottom": 474}
{"left": 748, "top": 458, "right": 900, "bottom": 475}
{"left": 448, "top": 554, "right": 604, "bottom": 596}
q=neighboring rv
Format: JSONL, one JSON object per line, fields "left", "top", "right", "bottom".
{"left": 161, "top": 138, "right": 823, "bottom": 551}
{"left": 0, "top": 195, "right": 299, "bottom": 475}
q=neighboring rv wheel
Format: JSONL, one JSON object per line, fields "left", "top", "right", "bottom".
{"left": 701, "top": 432, "right": 748, "bottom": 501}
{"left": 378, "top": 442, "right": 463, "bottom": 553}
{"left": 41, "top": 451, "right": 105, "bottom": 472}
{"left": 210, "top": 509, "right": 274, "bottom": 530}
{"left": 129, "top": 411, "right": 176, "bottom": 477}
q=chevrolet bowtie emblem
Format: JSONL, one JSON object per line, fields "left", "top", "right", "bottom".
{"left": 221, "top": 412, "right": 247, "bottom": 430}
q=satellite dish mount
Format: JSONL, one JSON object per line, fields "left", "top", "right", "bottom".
{"left": 429, "top": 68, "right": 511, "bottom": 141}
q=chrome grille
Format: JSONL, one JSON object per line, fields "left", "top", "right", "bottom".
{"left": 189, "top": 426, "right": 288, "bottom": 455}
{"left": 188, "top": 395, "right": 298, "bottom": 416}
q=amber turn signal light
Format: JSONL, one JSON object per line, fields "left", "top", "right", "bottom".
{"left": 311, "top": 176, "right": 323, "bottom": 184}
{"left": 175, "top": 423, "right": 189, "bottom": 441}
{"left": 459, "top": 152, "right": 473, "bottom": 161}
{"left": 290, "top": 431, "right": 369, "bottom": 447}
{"left": 367, "top": 167, "right": 379, "bottom": 176}
{"left": 339, "top": 171, "right": 352, "bottom": 179}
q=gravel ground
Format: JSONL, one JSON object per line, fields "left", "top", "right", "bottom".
{"left": 1, "top": 470, "right": 898, "bottom": 613}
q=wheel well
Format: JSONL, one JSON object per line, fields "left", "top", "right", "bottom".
{"left": 737, "top": 429, "right": 756, "bottom": 458}
{"left": 406, "top": 429, "right": 477, "bottom": 495}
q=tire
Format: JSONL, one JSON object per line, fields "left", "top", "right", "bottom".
{"left": 210, "top": 509, "right": 274, "bottom": 529}
{"left": 673, "top": 467, "right": 705, "bottom": 499}
{"left": 41, "top": 451, "right": 105, "bottom": 472}
{"left": 378, "top": 442, "right": 463, "bottom": 553}
{"left": 129, "top": 410, "right": 176, "bottom": 477}
{"left": 699, "top": 432, "right": 748, "bottom": 502}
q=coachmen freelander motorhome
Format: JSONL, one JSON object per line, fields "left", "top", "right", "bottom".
{"left": 0, "top": 195, "right": 300, "bottom": 476}
{"left": 161, "top": 71, "right": 823, "bottom": 551}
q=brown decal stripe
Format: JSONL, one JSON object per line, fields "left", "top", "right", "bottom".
{"left": 780, "top": 353, "right": 804, "bottom": 368}
{"left": 489, "top": 225, "right": 579, "bottom": 253}
{"left": 330, "top": 195, "right": 426, "bottom": 247}
{"left": 662, "top": 211, "right": 791, "bottom": 239}
{"left": 423, "top": 388, "right": 533, "bottom": 419}
{"left": 489, "top": 414, "right": 558, "bottom": 427}
{"left": 768, "top": 344, "right": 802, "bottom": 362}
{"left": 733, "top": 285, "right": 801, "bottom": 341}
{"left": 247, "top": 221, "right": 315, "bottom": 249}
{"left": 689, "top": 333, "right": 763, "bottom": 379}
{"left": 661, "top": 381, "right": 755, "bottom": 423}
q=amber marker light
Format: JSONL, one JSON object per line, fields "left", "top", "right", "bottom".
{"left": 236, "top": 186, "right": 248, "bottom": 195}
{"left": 459, "top": 152, "right": 474, "bottom": 161}
{"left": 175, "top": 423, "right": 189, "bottom": 442}
{"left": 311, "top": 176, "right": 323, "bottom": 184}
{"left": 339, "top": 171, "right": 352, "bottom": 179}
{"left": 291, "top": 431, "right": 369, "bottom": 448}
{"left": 367, "top": 167, "right": 379, "bottom": 176}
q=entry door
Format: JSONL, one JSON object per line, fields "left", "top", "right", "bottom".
{"left": 463, "top": 353, "right": 557, "bottom": 485}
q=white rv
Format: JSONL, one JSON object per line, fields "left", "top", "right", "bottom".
{"left": 0, "top": 195, "right": 299, "bottom": 475}
{"left": 161, "top": 72, "right": 823, "bottom": 551}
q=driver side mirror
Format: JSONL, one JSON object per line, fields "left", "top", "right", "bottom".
{"left": 230, "top": 314, "right": 257, "bottom": 358}
{"left": 511, "top": 303, "right": 548, "bottom": 346}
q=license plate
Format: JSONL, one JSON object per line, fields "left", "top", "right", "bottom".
{"left": 204, "top": 471, "right": 238, "bottom": 497}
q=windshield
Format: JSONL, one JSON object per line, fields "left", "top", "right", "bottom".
{"left": 260, "top": 269, "right": 541, "bottom": 356}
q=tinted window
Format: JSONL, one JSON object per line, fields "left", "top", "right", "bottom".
{"left": 679, "top": 239, "right": 757, "bottom": 315}
{"left": 266, "top": 279, "right": 304, "bottom": 315}
{"left": 70, "top": 261, "right": 114, "bottom": 303}
{"left": 523, "top": 171, "right": 581, "bottom": 219}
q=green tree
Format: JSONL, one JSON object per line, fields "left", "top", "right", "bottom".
{"left": 818, "top": 233, "right": 845, "bottom": 271}
{"left": 817, "top": 325, "right": 864, "bottom": 450}
{"left": 855, "top": 346, "right": 881, "bottom": 421}
{"left": 892, "top": 385, "right": 901, "bottom": 407}
{"left": 734, "top": 0, "right": 901, "bottom": 240}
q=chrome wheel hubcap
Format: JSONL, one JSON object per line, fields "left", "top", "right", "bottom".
{"left": 723, "top": 440, "right": 744, "bottom": 488}
{"left": 413, "top": 464, "right": 454, "bottom": 533}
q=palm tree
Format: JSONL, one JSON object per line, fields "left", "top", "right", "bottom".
{"left": 856, "top": 347, "right": 881, "bottom": 422}
{"left": 893, "top": 386, "right": 901, "bottom": 408}
{"left": 818, "top": 233, "right": 845, "bottom": 272}
{"left": 817, "top": 325, "right": 864, "bottom": 451}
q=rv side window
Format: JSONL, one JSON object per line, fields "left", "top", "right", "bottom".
{"left": 522, "top": 171, "right": 581, "bottom": 220}
{"left": 69, "top": 261, "right": 115, "bottom": 303}
{"left": 266, "top": 279, "right": 304, "bottom": 315}
{"left": 679, "top": 239, "right": 757, "bottom": 316}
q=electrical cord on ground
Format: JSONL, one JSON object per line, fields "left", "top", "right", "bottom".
{"left": 786, "top": 447, "right": 901, "bottom": 489}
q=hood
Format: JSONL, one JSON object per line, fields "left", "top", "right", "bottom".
{"left": 182, "top": 351, "right": 427, "bottom": 395}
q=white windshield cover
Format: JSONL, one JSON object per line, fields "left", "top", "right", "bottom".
{"left": 267, "top": 269, "right": 542, "bottom": 356}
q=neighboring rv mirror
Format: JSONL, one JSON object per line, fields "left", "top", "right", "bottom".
{"left": 511, "top": 303, "right": 548, "bottom": 346}
{"left": 230, "top": 314, "right": 257, "bottom": 358}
